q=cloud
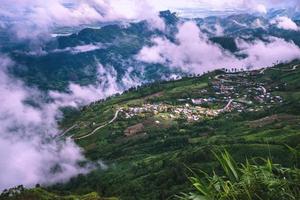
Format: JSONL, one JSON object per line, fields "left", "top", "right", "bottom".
{"left": 201, "top": 23, "right": 224, "bottom": 36}
{"left": 271, "top": 16, "right": 299, "bottom": 31}
{"left": 237, "top": 37, "right": 300, "bottom": 68}
{"left": 0, "top": 55, "right": 94, "bottom": 190}
{"left": 50, "top": 61, "right": 140, "bottom": 107}
{"left": 251, "top": 19, "right": 267, "bottom": 29}
{"left": 137, "top": 21, "right": 239, "bottom": 73}
{"left": 53, "top": 44, "right": 105, "bottom": 54}
{"left": 255, "top": 4, "right": 267, "bottom": 14}
{"left": 1, "top": 0, "right": 298, "bottom": 40}
{"left": 0, "top": 0, "right": 165, "bottom": 40}
{"left": 0, "top": 50, "right": 142, "bottom": 190}
{"left": 137, "top": 21, "right": 300, "bottom": 73}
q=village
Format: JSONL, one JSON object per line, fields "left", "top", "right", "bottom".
{"left": 121, "top": 103, "right": 221, "bottom": 122}
{"left": 120, "top": 70, "right": 284, "bottom": 122}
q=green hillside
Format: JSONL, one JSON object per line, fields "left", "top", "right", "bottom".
{"left": 49, "top": 61, "right": 300, "bottom": 199}
{"left": 0, "top": 185, "right": 118, "bottom": 200}
{"left": 3, "top": 61, "right": 299, "bottom": 200}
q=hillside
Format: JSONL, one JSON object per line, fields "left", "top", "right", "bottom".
{"left": 0, "top": 185, "right": 118, "bottom": 200}
{"left": 48, "top": 61, "right": 300, "bottom": 199}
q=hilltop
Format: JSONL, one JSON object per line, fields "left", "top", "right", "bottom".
{"left": 50, "top": 61, "right": 300, "bottom": 199}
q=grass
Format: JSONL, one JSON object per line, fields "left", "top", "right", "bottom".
{"left": 177, "top": 150, "right": 300, "bottom": 200}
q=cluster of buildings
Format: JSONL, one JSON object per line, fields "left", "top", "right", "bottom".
{"left": 209, "top": 72, "right": 283, "bottom": 110}
{"left": 122, "top": 103, "right": 221, "bottom": 122}
{"left": 120, "top": 70, "right": 284, "bottom": 124}
{"left": 123, "top": 70, "right": 283, "bottom": 121}
{"left": 188, "top": 72, "right": 283, "bottom": 114}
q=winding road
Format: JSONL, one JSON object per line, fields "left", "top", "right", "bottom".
{"left": 291, "top": 65, "right": 298, "bottom": 71}
{"left": 260, "top": 86, "right": 267, "bottom": 95}
{"left": 259, "top": 64, "right": 299, "bottom": 74}
{"left": 259, "top": 68, "right": 267, "bottom": 74}
{"left": 221, "top": 99, "right": 234, "bottom": 112}
{"left": 73, "top": 108, "right": 122, "bottom": 140}
{"left": 58, "top": 124, "right": 78, "bottom": 138}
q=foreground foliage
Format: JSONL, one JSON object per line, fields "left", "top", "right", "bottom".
{"left": 178, "top": 150, "right": 300, "bottom": 200}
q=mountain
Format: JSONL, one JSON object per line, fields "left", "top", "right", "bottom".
{"left": 41, "top": 61, "right": 299, "bottom": 199}
{"left": 2, "top": 11, "right": 300, "bottom": 93}
{"left": 267, "top": 8, "right": 300, "bottom": 20}
{"left": 197, "top": 13, "right": 300, "bottom": 51}
{"left": 6, "top": 21, "right": 168, "bottom": 91}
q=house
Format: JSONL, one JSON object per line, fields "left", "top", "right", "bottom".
{"left": 124, "top": 123, "right": 145, "bottom": 137}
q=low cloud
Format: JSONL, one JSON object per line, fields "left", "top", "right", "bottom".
{"left": 137, "top": 21, "right": 300, "bottom": 73}
{"left": 0, "top": 51, "right": 142, "bottom": 191}
{"left": 271, "top": 16, "right": 299, "bottom": 31}
{"left": 0, "top": 55, "right": 98, "bottom": 190}
{"left": 237, "top": 37, "right": 300, "bottom": 68}
{"left": 137, "top": 21, "right": 239, "bottom": 73}
{"left": 50, "top": 61, "right": 140, "bottom": 107}
{"left": 54, "top": 44, "right": 105, "bottom": 54}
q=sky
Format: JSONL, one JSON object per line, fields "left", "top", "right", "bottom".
{"left": 0, "top": 0, "right": 300, "bottom": 192}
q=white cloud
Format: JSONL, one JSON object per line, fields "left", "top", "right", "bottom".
{"left": 137, "top": 21, "right": 300, "bottom": 73}
{"left": 251, "top": 19, "right": 266, "bottom": 29}
{"left": 1, "top": 0, "right": 299, "bottom": 39}
{"left": 201, "top": 23, "right": 224, "bottom": 36}
{"left": 53, "top": 44, "right": 105, "bottom": 54}
{"left": 137, "top": 21, "right": 240, "bottom": 73}
{"left": 0, "top": 55, "right": 93, "bottom": 190}
{"left": 0, "top": 0, "right": 165, "bottom": 40}
{"left": 237, "top": 37, "right": 300, "bottom": 68}
{"left": 214, "top": 24, "right": 224, "bottom": 36}
{"left": 255, "top": 4, "right": 267, "bottom": 14}
{"left": 271, "top": 16, "right": 299, "bottom": 31}
{"left": 50, "top": 61, "right": 140, "bottom": 107}
{"left": 0, "top": 52, "right": 142, "bottom": 191}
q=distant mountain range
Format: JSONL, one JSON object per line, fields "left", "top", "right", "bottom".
{"left": 1, "top": 10, "right": 300, "bottom": 92}
{"left": 266, "top": 8, "right": 300, "bottom": 20}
